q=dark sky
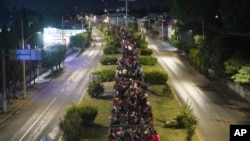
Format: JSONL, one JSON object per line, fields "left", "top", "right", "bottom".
{"left": 6, "top": 0, "right": 168, "bottom": 11}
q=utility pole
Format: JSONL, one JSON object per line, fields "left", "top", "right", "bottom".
{"left": 162, "top": 17, "right": 165, "bottom": 43}
{"left": 81, "top": 13, "right": 83, "bottom": 32}
{"left": 1, "top": 50, "right": 7, "bottom": 113}
{"left": 202, "top": 17, "right": 205, "bottom": 40}
{"left": 21, "top": 19, "right": 27, "bottom": 99}
{"left": 119, "top": 0, "right": 135, "bottom": 27}
{"left": 20, "top": 19, "right": 41, "bottom": 99}
{"left": 117, "top": 16, "right": 118, "bottom": 26}
{"left": 62, "top": 16, "right": 64, "bottom": 44}
{"left": 148, "top": 18, "right": 150, "bottom": 33}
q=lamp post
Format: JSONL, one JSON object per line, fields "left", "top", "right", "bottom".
{"left": 148, "top": 18, "right": 150, "bottom": 33}
{"left": 1, "top": 50, "right": 7, "bottom": 112}
{"left": 81, "top": 13, "right": 83, "bottom": 32}
{"left": 117, "top": 16, "right": 119, "bottom": 26}
{"left": 21, "top": 20, "right": 26, "bottom": 99}
{"left": 202, "top": 17, "right": 204, "bottom": 40}
{"left": 161, "top": 17, "right": 165, "bottom": 43}
{"left": 21, "top": 19, "right": 41, "bottom": 99}
{"left": 119, "top": 0, "right": 135, "bottom": 27}
{"left": 89, "top": 20, "right": 90, "bottom": 30}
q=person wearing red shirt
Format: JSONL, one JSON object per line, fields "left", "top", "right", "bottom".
{"left": 152, "top": 130, "right": 160, "bottom": 141}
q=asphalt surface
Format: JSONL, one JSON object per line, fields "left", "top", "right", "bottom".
{"left": 0, "top": 28, "right": 105, "bottom": 141}
{"left": 146, "top": 36, "right": 250, "bottom": 141}
{"left": 1, "top": 29, "right": 250, "bottom": 141}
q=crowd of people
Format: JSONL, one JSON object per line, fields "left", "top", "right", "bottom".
{"left": 108, "top": 27, "right": 160, "bottom": 141}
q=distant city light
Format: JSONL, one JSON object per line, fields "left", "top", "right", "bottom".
{"left": 43, "top": 27, "right": 84, "bottom": 46}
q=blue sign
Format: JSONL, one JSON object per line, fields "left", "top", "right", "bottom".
{"left": 9, "top": 49, "right": 42, "bottom": 60}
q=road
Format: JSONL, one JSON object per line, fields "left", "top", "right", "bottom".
{"left": 0, "top": 28, "right": 105, "bottom": 141}
{"left": 146, "top": 37, "right": 250, "bottom": 141}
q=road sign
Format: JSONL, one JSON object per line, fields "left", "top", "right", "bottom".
{"left": 9, "top": 49, "right": 42, "bottom": 60}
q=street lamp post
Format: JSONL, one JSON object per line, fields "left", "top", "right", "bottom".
{"left": 117, "top": 16, "right": 118, "bottom": 26}
{"left": 21, "top": 19, "right": 41, "bottom": 99}
{"left": 161, "top": 17, "right": 165, "bottom": 43}
{"left": 81, "top": 13, "right": 83, "bottom": 32}
{"left": 89, "top": 20, "right": 90, "bottom": 30}
{"left": 119, "top": 0, "right": 135, "bottom": 27}
{"left": 21, "top": 20, "right": 26, "bottom": 99}
{"left": 202, "top": 17, "right": 205, "bottom": 40}
{"left": 148, "top": 18, "right": 150, "bottom": 33}
{"left": 1, "top": 50, "right": 7, "bottom": 112}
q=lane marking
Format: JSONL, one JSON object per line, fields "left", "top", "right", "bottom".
{"left": 19, "top": 98, "right": 57, "bottom": 141}
{"left": 61, "top": 89, "right": 64, "bottom": 93}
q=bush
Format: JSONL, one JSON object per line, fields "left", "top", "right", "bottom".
{"left": 162, "top": 83, "right": 172, "bottom": 97}
{"left": 100, "top": 56, "right": 118, "bottom": 65}
{"left": 133, "top": 32, "right": 148, "bottom": 48}
{"left": 169, "top": 37, "right": 177, "bottom": 47}
{"left": 139, "top": 56, "right": 157, "bottom": 65}
{"left": 150, "top": 30, "right": 159, "bottom": 37}
{"left": 92, "top": 69, "right": 116, "bottom": 82}
{"left": 59, "top": 104, "right": 98, "bottom": 141}
{"left": 175, "top": 101, "right": 198, "bottom": 141}
{"left": 144, "top": 71, "right": 168, "bottom": 85}
{"left": 87, "top": 77, "right": 104, "bottom": 97}
{"left": 79, "top": 105, "right": 98, "bottom": 127}
{"left": 175, "top": 102, "right": 198, "bottom": 128}
{"left": 106, "top": 40, "right": 120, "bottom": 48}
{"left": 140, "top": 48, "right": 153, "bottom": 56}
{"left": 136, "top": 39, "right": 148, "bottom": 49}
{"left": 103, "top": 46, "right": 119, "bottom": 55}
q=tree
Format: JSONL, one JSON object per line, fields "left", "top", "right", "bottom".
{"left": 232, "top": 65, "right": 250, "bottom": 84}
{"left": 70, "top": 31, "right": 91, "bottom": 51}
{"left": 87, "top": 77, "right": 104, "bottom": 97}
{"left": 175, "top": 100, "right": 198, "bottom": 141}
{"left": 170, "top": 0, "right": 250, "bottom": 82}
{"left": 59, "top": 103, "right": 98, "bottom": 141}
{"left": 42, "top": 45, "right": 66, "bottom": 73}
{"left": 224, "top": 56, "right": 247, "bottom": 76}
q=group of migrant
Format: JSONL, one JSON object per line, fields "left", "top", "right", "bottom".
{"left": 108, "top": 27, "right": 160, "bottom": 141}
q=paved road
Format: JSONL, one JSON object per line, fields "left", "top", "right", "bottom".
{"left": 146, "top": 37, "right": 250, "bottom": 141}
{"left": 0, "top": 28, "right": 105, "bottom": 141}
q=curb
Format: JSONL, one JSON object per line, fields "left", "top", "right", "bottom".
{"left": 0, "top": 78, "right": 52, "bottom": 125}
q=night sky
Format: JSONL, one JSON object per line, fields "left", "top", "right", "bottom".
{"left": 6, "top": 0, "right": 168, "bottom": 11}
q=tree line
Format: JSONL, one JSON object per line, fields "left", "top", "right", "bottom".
{"left": 0, "top": 7, "right": 44, "bottom": 97}
{"left": 169, "top": 0, "right": 250, "bottom": 85}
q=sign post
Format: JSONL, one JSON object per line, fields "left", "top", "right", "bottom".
{"left": 9, "top": 49, "right": 42, "bottom": 99}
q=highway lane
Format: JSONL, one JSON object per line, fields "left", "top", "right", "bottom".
{"left": 0, "top": 29, "right": 105, "bottom": 141}
{"left": 146, "top": 37, "right": 250, "bottom": 141}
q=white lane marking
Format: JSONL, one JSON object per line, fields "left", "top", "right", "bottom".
{"left": 19, "top": 98, "right": 57, "bottom": 141}
{"left": 61, "top": 89, "right": 64, "bottom": 93}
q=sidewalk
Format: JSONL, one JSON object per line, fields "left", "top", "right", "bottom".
{"left": 0, "top": 69, "right": 52, "bottom": 124}
{"left": 0, "top": 46, "right": 79, "bottom": 124}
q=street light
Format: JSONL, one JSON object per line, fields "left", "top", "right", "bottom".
{"left": 161, "top": 17, "right": 165, "bottom": 43}
{"left": 119, "top": 0, "right": 135, "bottom": 27}
{"left": 202, "top": 17, "right": 204, "bottom": 40}
{"left": 148, "top": 18, "right": 150, "bottom": 33}
{"left": 21, "top": 19, "right": 41, "bottom": 99}
{"left": 81, "top": 13, "right": 84, "bottom": 32}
